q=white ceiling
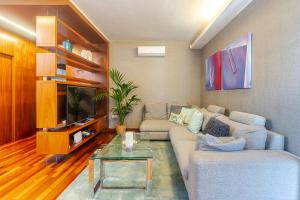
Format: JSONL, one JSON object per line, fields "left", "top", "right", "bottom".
{"left": 72, "top": 0, "right": 230, "bottom": 41}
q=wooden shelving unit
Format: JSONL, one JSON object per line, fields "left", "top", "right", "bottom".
{"left": 36, "top": 14, "right": 109, "bottom": 155}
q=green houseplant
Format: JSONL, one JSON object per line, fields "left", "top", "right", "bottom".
{"left": 96, "top": 69, "right": 141, "bottom": 134}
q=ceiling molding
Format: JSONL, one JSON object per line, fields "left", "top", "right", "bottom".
{"left": 190, "top": 0, "right": 253, "bottom": 49}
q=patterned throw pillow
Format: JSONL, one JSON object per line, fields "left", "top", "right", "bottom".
{"left": 203, "top": 117, "right": 230, "bottom": 137}
{"left": 168, "top": 112, "right": 184, "bottom": 125}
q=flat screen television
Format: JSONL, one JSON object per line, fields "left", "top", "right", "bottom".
{"left": 67, "top": 86, "right": 96, "bottom": 126}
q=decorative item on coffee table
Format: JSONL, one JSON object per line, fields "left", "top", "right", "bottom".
{"left": 96, "top": 69, "right": 141, "bottom": 134}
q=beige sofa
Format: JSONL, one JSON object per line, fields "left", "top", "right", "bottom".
{"left": 139, "top": 103, "right": 300, "bottom": 200}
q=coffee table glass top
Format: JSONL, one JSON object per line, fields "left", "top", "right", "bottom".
{"left": 90, "top": 133, "right": 153, "bottom": 160}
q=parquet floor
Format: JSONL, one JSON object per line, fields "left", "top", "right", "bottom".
{"left": 0, "top": 132, "right": 115, "bottom": 200}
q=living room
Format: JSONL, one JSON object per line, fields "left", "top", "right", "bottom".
{"left": 0, "top": 0, "right": 299, "bottom": 200}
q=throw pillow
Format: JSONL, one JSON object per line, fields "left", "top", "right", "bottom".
{"left": 169, "top": 105, "right": 190, "bottom": 115}
{"left": 168, "top": 112, "right": 184, "bottom": 125}
{"left": 203, "top": 117, "right": 230, "bottom": 137}
{"left": 180, "top": 108, "right": 195, "bottom": 124}
{"left": 188, "top": 110, "right": 204, "bottom": 134}
{"left": 195, "top": 134, "right": 246, "bottom": 151}
{"left": 199, "top": 108, "right": 220, "bottom": 131}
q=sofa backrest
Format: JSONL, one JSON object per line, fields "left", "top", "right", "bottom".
{"left": 266, "top": 130, "right": 285, "bottom": 150}
{"left": 207, "top": 105, "right": 225, "bottom": 114}
{"left": 229, "top": 111, "right": 266, "bottom": 126}
{"left": 143, "top": 102, "right": 168, "bottom": 120}
{"left": 217, "top": 112, "right": 285, "bottom": 150}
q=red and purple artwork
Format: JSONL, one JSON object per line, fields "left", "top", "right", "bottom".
{"left": 222, "top": 33, "right": 252, "bottom": 89}
{"left": 205, "top": 33, "right": 252, "bottom": 91}
{"left": 205, "top": 51, "right": 222, "bottom": 90}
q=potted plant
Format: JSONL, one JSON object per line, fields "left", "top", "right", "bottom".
{"left": 96, "top": 69, "right": 141, "bottom": 134}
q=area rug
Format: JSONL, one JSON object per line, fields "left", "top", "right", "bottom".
{"left": 58, "top": 141, "right": 188, "bottom": 200}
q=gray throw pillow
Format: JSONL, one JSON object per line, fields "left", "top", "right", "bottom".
{"left": 203, "top": 117, "right": 230, "bottom": 137}
{"left": 169, "top": 105, "right": 190, "bottom": 115}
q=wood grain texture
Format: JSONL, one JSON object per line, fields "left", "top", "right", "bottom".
{"left": 36, "top": 53, "right": 57, "bottom": 76}
{"left": 0, "top": 131, "right": 115, "bottom": 199}
{"left": 0, "top": 54, "right": 12, "bottom": 144}
{"left": 36, "top": 16, "right": 57, "bottom": 47}
{"left": 36, "top": 81, "right": 57, "bottom": 128}
{"left": 0, "top": 29, "right": 42, "bottom": 143}
{"left": 37, "top": 117, "right": 107, "bottom": 154}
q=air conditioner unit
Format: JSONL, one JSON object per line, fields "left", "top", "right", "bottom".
{"left": 137, "top": 46, "right": 166, "bottom": 57}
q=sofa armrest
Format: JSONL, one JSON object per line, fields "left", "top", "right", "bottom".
{"left": 188, "top": 150, "right": 300, "bottom": 200}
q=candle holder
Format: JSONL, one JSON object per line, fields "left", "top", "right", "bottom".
{"left": 122, "top": 131, "right": 136, "bottom": 152}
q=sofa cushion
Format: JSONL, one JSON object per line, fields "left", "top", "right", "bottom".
{"left": 217, "top": 115, "right": 267, "bottom": 150}
{"left": 233, "top": 129, "right": 267, "bottom": 150}
{"left": 140, "top": 119, "right": 179, "bottom": 132}
{"left": 266, "top": 130, "right": 285, "bottom": 150}
{"left": 207, "top": 105, "right": 225, "bottom": 114}
{"left": 203, "top": 117, "right": 230, "bottom": 137}
{"left": 144, "top": 131, "right": 169, "bottom": 140}
{"left": 229, "top": 111, "right": 266, "bottom": 126}
{"left": 172, "top": 140, "right": 196, "bottom": 180}
{"left": 144, "top": 102, "right": 168, "bottom": 120}
{"left": 169, "top": 126, "right": 197, "bottom": 143}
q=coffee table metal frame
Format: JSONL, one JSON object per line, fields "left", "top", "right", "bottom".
{"left": 88, "top": 133, "right": 152, "bottom": 198}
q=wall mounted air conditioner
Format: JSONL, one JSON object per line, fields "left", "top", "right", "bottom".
{"left": 137, "top": 46, "right": 166, "bottom": 57}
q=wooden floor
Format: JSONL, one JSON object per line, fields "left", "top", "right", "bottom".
{"left": 0, "top": 131, "right": 115, "bottom": 200}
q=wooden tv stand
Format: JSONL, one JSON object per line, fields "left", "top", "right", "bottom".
{"left": 37, "top": 116, "right": 106, "bottom": 154}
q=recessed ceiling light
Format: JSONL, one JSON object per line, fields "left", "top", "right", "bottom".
{"left": 0, "top": 16, "right": 36, "bottom": 37}
{"left": 201, "top": 0, "right": 231, "bottom": 21}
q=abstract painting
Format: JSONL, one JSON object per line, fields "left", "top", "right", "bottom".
{"left": 205, "top": 51, "right": 222, "bottom": 90}
{"left": 222, "top": 33, "right": 252, "bottom": 89}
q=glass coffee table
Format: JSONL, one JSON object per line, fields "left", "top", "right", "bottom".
{"left": 88, "top": 133, "right": 153, "bottom": 198}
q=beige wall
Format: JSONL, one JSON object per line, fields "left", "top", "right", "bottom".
{"left": 109, "top": 40, "right": 201, "bottom": 128}
{"left": 200, "top": 0, "right": 300, "bottom": 156}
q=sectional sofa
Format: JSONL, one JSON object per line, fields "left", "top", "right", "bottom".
{"left": 140, "top": 103, "right": 300, "bottom": 200}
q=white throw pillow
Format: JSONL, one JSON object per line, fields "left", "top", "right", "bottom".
{"left": 180, "top": 108, "right": 195, "bottom": 124}
{"left": 168, "top": 112, "right": 184, "bottom": 125}
{"left": 188, "top": 110, "right": 204, "bottom": 134}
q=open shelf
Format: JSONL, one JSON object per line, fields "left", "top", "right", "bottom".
{"left": 37, "top": 116, "right": 107, "bottom": 154}
{"left": 55, "top": 80, "right": 107, "bottom": 89}
{"left": 57, "top": 19, "right": 104, "bottom": 52}
{"left": 56, "top": 53, "right": 104, "bottom": 73}
{"left": 48, "top": 46, "right": 103, "bottom": 71}
{"left": 55, "top": 74, "right": 105, "bottom": 86}
{"left": 57, "top": 116, "right": 107, "bottom": 135}
{"left": 69, "top": 132, "right": 99, "bottom": 152}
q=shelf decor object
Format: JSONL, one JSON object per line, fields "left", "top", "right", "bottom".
{"left": 35, "top": 8, "right": 109, "bottom": 155}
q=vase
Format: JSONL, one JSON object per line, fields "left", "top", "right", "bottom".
{"left": 116, "top": 124, "right": 126, "bottom": 134}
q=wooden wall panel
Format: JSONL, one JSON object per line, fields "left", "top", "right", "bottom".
{"left": 0, "top": 29, "right": 42, "bottom": 143}
{"left": 0, "top": 54, "right": 12, "bottom": 144}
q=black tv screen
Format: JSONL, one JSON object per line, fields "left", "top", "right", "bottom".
{"left": 67, "top": 86, "right": 96, "bottom": 125}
